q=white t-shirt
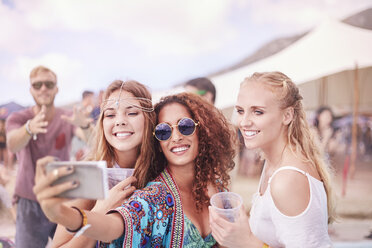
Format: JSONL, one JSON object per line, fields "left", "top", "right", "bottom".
{"left": 249, "top": 166, "right": 332, "bottom": 248}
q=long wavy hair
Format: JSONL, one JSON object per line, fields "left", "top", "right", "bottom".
{"left": 86, "top": 80, "right": 155, "bottom": 188}
{"left": 242, "top": 72, "right": 336, "bottom": 223}
{"left": 151, "top": 92, "right": 237, "bottom": 211}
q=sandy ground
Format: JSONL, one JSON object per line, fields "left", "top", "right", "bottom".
{"left": 1, "top": 157, "right": 372, "bottom": 246}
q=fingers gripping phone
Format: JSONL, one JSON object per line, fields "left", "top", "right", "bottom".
{"left": 46, "top": 161, "right": 109, "bottom": 200}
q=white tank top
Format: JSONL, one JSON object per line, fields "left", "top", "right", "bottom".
{"left": 249, "top": 166, "right": 332, "bottom": 248}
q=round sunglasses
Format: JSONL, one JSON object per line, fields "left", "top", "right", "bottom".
{"left": 153, "top": 117, "right": 199, "bottom": 141}
{"left": 32, "top": 81, "right": 56, "bottom": 90}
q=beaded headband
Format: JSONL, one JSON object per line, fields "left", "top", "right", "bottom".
{"left": 101, "top": 81, "right": 154, "bottom": 112}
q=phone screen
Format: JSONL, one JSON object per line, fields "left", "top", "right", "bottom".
{"left": 46, "top": 161, "right": 108, "bottom": 199}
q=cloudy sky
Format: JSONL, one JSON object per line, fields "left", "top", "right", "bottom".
{"left": 1, "top": 0, "right": 371, "bottom": 106}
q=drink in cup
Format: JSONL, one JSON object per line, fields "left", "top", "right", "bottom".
{"left": 210, "top": 192, "right": 242, "bottom": 222}
{"left": 106, "top": 168, "right": 134, "bottom": 189}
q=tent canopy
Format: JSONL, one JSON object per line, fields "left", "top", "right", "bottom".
{"left": 212, "top": 19, "right": 372, "bottom": 112}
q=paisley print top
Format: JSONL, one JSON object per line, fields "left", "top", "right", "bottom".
{"left": 99, "top": 168, "right": 217, "bottom": 248}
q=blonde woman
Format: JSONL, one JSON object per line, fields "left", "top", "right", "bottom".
{"left": 210, "top": 72, "right": 335, "bottom": 248}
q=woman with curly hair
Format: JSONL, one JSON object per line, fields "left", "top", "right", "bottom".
{"left": 34, "top": 92, "right": 236, "bottom": 247}
{"left": 210, "top": 72, "right": 335, "bottom": 248}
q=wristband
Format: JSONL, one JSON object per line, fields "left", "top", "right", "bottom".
{"left": 25, "top": 120, "right": 37, "bottom": 141}
{"left": 80, "top": 123, "right": 91, "bottom": 129}
{"left": 263, "top": 244, "right": 269, "bottom": 248}
{"left": 66, "top": 207, "right": 90, "bottom": 235}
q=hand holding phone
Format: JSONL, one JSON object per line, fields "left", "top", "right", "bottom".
{"left": 46, "top": 161, "right": 109, "bottom": 199}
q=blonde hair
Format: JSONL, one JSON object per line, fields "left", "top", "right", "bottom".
{"left": 243, "top": 71, "right": 336, "bottom": 223}
{"left": 30, "top": 65, "right": 57, "bottom": 82}
{"left": 86, "top": 80, "right": 155, "bottom": 188}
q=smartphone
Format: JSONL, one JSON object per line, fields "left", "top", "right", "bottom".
{"left": 46, "top": 161, "right": 109, "bottom": 200}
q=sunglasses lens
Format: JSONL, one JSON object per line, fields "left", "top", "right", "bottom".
{"left": 154, "top": 123, "right": 172, "bottom": 141}
{"left": 32, "top": 81, "right": 55, "bottom": 90}
{"left": 45, "top": 81, "right": 55, "bottom": 89}
{"left": 178, "top": 118, "right": 196, "bottom": 136}
{"left": 32, "top": 82, "right": 42, "bottom": 89}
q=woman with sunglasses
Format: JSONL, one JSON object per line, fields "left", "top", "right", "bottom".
{"left": 209, "top": 72, "right": 335, "bottom": 248}
{"left": 34, "top": 92, "right": 236, "bottom": 247}
{"left": 33, "top": 80, "right": 156, "bottom": 247}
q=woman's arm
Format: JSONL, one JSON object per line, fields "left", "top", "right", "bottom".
{"left": 46, "top": 203, "right": 124, "bottom": 242}
{"left": 51, "top": 199, "right": 96, "bottom": 248}
{"left": 33, "top": 156, "right": 132, "bottom": 243}
{"left": 53, "top": 176, "right": 137, "bottom": 247}
{"left": 209, "top": 205, "right": 264, "bottom": 248}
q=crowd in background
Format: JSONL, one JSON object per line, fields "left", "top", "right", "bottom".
{"left": 1, "top": 74, "right": 372, "bottom": 209}
{"left": 1, "top": 77, "right": 372, "bottom": 197}
{"left": 0, "top": 66, "right": 371, "bottom": 247}
{"left": 238, "top": 107, "right": 372, "bottom": 177}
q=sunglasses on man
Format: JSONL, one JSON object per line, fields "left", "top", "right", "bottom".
{"left": 153, "top": 117, "right": 199, "bottom": 141}
{"left": 32, "top": 81, "right": 56, "bottom": 90}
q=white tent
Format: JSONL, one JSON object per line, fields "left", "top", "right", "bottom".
{"left": 211, "top": 19, "right": 372, "bottom": 116}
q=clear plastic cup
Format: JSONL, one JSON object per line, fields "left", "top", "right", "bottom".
{"left": 210, "top": 192, "right": 242, "bottom": 222}
{"left": 106, "top": 168, "right": 134, "bottom": 189}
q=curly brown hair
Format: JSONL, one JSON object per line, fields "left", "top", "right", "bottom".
{"left": 151, "top": 92, "right": 237, "bottom": 210}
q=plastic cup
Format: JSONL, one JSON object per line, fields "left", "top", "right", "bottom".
{"left": 106, "top": 168, "right": 134, "bottom": 189}
{"left": 210, "top": 192, "right": 242, "bottom": 222}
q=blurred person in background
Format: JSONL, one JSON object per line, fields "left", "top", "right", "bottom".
{"left": 362, "top": 118, "right": 372, "bottom": 239}
{"left": 0, "top": 163, "right": 16, "bottom": 222}
{"left": 363, "top": 122, "right": 372, "bottom": 161}
{"left": 5, "top": 65, "right": 93, "bottom": 248}
{"left": 81, "top": 90, "right": 95, "bottom": 116}
{"left": 91, "top": 89, "right": 105, "bottom": 122}
{"left": 0, "top": 119, "right": 9, "bottom": 169}
{"left": 312, "top": 106, "right": 340, "bottom": 163}
{"left": 70, "top": 90, "right": 95, "bottom": 161}
{"left": 0, "top": 120, "right": 15, "bottom": 222}
{"left": 184, "top": 77, "right": 216, "bottom": 105}
{"left": 312, "top": 107, "right": 340, "bottom": 237}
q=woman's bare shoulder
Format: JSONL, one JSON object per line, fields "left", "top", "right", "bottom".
{"left": 270, "top": 168, "right": 310, "bottom": 216}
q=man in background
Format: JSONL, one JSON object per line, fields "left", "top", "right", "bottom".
{"left": 70, "top": 90, "right": 95, "bottom": 161}
{"left": 81, "top": 90, "right": 95, "bottom": 116}
{"left": 6, "top": 65, "right": 92, "bottom": 248}
{"left": 184, "top": 77, "right": 216, "bottom": 105}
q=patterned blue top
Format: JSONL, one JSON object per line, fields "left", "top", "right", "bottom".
{"left": 99, "top": 168, "right": 217, "bottom": 248}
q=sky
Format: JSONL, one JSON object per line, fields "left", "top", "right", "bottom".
{"left": 1, "top": 0, "right": 371, "bottom": 107}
